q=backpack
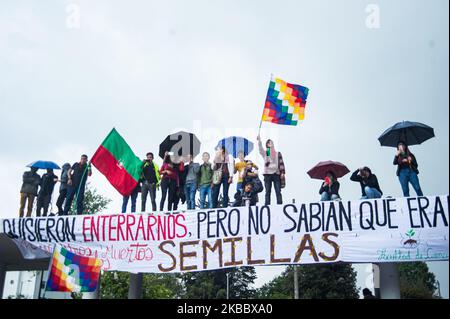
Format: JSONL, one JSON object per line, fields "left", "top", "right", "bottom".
{"left": 212, "top": 163, "right": 224, "bottom": 185}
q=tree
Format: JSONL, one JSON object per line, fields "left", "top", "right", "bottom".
{"left": 100, "top": 272, "right": 183, "bottom": 299}
{"left": 181, "top": 267, "right": 257, "bottom": 299}
{"left": 398, "top": 262, "right": 438, "bottom": 299}
{"left": 257, "top": 264, "right": 359, "bottom": 299}
{"left": 69, "top": 182, "right": 111, "bottom": 215}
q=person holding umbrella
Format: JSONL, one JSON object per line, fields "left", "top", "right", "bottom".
{"left": 36, "top": 169, "right": 58, "bottom": 217}
{"left": 393, "top": 141, "right": 423, "bottom": 197}
{"left": 212, "top": 146, "right": 234, "bottom": 208}
{"left": 216, "top": 136, "right": 254, "bottom": 195}
{"left": 307, "top": 161, "right": 349, "bottom": 202}
{"left": 350, "top": 167, "right": 383, "bottom": 199}
{"left": 378, "top": 121, "right": 433, "bottom": 197}
{"left": 18, "top": 167, "right": 41, "bottom": 218}
{"left": 319, "top": 171, "right": 341, "bottom": 201}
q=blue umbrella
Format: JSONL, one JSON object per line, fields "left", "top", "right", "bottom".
{"left": 26, "top": 160, "right": 61, "bottom": 170}
{"left": 216, "top": 136, "right": 254, "bottom": 158}
{"left": 378, "top": 121, "right": 435, "bottom": 147}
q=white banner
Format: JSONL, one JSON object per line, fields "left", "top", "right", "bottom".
{"left": 1, "top": 195, "right": 448, "bottom": 273}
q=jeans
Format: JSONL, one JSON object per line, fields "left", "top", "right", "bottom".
{"left": 184, "top": 181, "right": 197, "bottom": 210}
{"left": 36, "top": 194, "right": 52, "bottom": 217}
{"left": 122, "top": 187, "right": 139, "bottom": 213}
{"left": 160, "top": 178, "right": 176, "bottom": 211}
{"left": 199, "top": 185, "right": 213, "bottom": 209}
{"left": 212, "top": 175, "right": 230, "bottom": 208}
{"left": 19, "top": 193, "right": 35, "bottom": 218}
{"left": 141, "top": 181, "right": 157, "bottom": 212}
{"left": 361, "top": 186, "right": 382, "bottom": 199}
{"left": 398, "top": 168, "right": 423, "bottom": 197}
{"left": 264, "top": 174, "right": 282, "bottom": 205}
{"left": 56, "top": 188, "right": 67, "bottom": 214}
{"left": 320, "top": 192, "right": 340, "bottom": 201}
{"left": 63, "top": 183, "right": 86, "bottom": 215}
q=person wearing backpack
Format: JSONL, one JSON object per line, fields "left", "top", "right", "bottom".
{"left": 199, "top": 152, "right": 214, "bottom": 209}
{"left": 257, "top": 135, "right": 285, "bottom": 205}
{"left": 212, "top": 146, "right": 234, "bottom": 208}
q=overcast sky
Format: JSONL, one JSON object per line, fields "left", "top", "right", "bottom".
{"left": 0, "top": 0, "right": 448, "bottom": 298}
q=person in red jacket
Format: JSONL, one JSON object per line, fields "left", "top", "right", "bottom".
{"left": 159, "top": 153, "right": 177, "bottom": 211}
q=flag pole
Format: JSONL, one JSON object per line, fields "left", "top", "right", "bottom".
{"left": 258, "top": 74, "right": 274, "bottom": 138}
{"left": 42, "top": 243, "right": 57, "bottom": 299}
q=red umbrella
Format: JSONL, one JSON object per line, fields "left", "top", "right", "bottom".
{"left": 307, "top": 161, "right": 350, "bottom": 180}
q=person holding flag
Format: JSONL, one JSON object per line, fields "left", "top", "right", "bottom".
{"left": 255, "top": 76, "right": 308, "bottom": 205}
{"left": 257, "top": 135, "right": 285, "bottom": 205}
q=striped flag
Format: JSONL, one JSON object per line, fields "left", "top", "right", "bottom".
{"left": 262, "top": 76, "right": 309, "bottom": 126}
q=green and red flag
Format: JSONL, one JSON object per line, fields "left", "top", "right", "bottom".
{"left": 91, "top": 128, "right": 143, "bottom": 196}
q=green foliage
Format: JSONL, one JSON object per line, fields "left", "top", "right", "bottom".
{"left": 69, "top": 183, "right": 111, "bottom": 215}
{"left": 257, "top": 264, "right": 359, "bottom": 299}
{"left": 180, "top": 267, "right": 257, "bottom": 299}
{"left": 398, "top": 262, "right": 438, "bottom": 299}
{"left": 100, "top": 271, "right": 183, "bottom": 299}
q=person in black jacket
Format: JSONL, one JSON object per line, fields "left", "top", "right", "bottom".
{"left": 319, "top": 171, "right": 340, "bottom": 201}
{"left": 393, "top": 141, "right": 423, "bottom": 197}
{"left": 350, "top": 167, "right": 383, "bottom": 199}
{"left": 36, "top": 169, "right": 58, "bottom": 217}
{"left": 18, "top": 167, "right": 41, "bottom": 217}
{"left": 233, "top": 182, "right": 258, "bottom": 207}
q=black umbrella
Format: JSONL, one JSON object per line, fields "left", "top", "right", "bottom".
{"left": 378, "top": 121, "right": 435, "bottom": 147}
{"left": 159, "top": 131, "right": 201, "bottom": 162}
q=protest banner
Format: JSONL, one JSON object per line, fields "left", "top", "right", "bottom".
{"left": 1, "top": 195, "right": 448, "bottom": 273}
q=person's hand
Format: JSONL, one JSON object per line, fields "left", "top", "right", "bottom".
{"left": 402, "top": 159, "right": 408, "bottom": 163}
{"left": 396, "top": 150, "right": 401, "bottom": 156}
{"left": 280, "top": 173, "right": 285, "bottom": 179}
{"left": 407, "top": 156, "right": 412, "bottom": 162}
{"left": 228, "top": 177, "right": 233, "bottom": 184}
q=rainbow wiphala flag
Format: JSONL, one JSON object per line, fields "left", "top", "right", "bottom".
{"left": 45, "top": 245, "right": 102, "bottom": 293}
{"left": 262, "top": 77, "right": 309, "bottom": 126}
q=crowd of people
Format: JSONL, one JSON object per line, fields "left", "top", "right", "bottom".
{"left": 18, "top": 137, "right": 424, "bottom": 217}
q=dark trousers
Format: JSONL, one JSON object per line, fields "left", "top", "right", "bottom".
{"left": 122, "top": 187, "right": 139, "bottom": 213}
{"left": 212, "top": 175, "right": 230, "bottom": 208}
{"left": 36, "top": 194, "right": 52, "bottom": 217}
{"left": 160, "top": 178, "right": 176, "bottom": 211}
{"left": 56, "top": 189, "right": 67, "bottom": 214}
{"left": 264, "top": 174, "right": 282, "bottom": 205}
{"left": 63, "top": 184, "right": 86, "bottom": 215}
{"left": 141, "top": 181, "right": 157, "bottom": 212}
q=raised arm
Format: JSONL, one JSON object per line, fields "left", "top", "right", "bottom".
{"left": 350, "top": 169, "right": 361, "bottom": 182}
